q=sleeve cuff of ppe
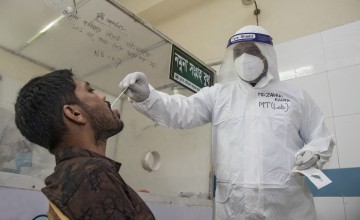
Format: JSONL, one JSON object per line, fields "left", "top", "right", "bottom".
{"left": 301, "top": 145, "right": 319, "bottom": 154}
{"left": 132, "top": 85, "right": 164, "bottom": 121}
{"left": 297, "top": 143, "right": 334, "bottom": 170}
{"left": 295, "top": 145, "right": 319, "bottom": 158}
{"left": 132, "top": 85, "right": 155, "bottom": 108}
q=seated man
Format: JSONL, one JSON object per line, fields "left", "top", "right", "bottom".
{"left": 15, "top": 69, "right": 155, "bottom": 220}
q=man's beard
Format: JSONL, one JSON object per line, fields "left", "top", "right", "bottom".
{"left": 81, "top": 103, "right": 124, "bottom": 143}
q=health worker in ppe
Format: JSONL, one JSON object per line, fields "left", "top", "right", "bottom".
{"left": 119, "top": 25, "right": 335, "bottom": 220}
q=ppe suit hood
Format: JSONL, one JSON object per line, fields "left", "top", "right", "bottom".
{"left": 217, "top": 25, "right": 280, "bottom": 88}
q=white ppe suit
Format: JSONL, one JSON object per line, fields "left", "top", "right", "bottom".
{"left": 129, "top": 25, "right": 334, "bottom": 220}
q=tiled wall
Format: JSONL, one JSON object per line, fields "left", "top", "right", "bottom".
{"left": 274, "top": 20, "right": 360, "bottom": 220}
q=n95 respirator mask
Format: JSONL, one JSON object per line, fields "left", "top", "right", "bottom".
{"left": 234, "top": 53, "right": 265, "bottom": 82}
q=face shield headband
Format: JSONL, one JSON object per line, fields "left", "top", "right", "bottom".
{"left": 227, "top": 33, "right": 273, "bottom": 48}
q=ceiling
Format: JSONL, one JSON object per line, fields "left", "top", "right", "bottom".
{"left": 114, "top": 0, "right": 210, "bottom": 25}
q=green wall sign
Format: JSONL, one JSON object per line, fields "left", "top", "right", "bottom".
{"left": 170, "top": 45, "right": 214, "bottom": 93}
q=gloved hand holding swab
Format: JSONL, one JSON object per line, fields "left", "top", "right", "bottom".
{"left": 118, "top": 72, "right": 150, "bottom": 102}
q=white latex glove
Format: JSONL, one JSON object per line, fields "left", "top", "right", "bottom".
{"left": 119, "top": 72, "right": 150, "bottom": 102}
{"left": 295, "top": 150, "right": 320, "bottom": 170}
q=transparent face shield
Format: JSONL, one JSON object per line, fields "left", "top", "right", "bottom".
{"left": 217, "top": 32, "right": 277, "bottom": 84}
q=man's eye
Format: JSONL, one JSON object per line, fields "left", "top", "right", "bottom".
{"left": 88, "top": 88, "right": 95, "bottom": 93}
{"left": 246, "top": 48, "right": 259, "bottom": 55}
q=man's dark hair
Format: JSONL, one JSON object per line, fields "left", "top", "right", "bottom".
{"left": 15, "top": 69, "right": 80, "bottom": 153}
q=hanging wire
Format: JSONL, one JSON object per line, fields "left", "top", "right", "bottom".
{"left": 254, "top": 1, "right": 261, "bottom": 25}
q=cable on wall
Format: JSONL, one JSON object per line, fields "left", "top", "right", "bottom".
{"left": 254, "top": 1, "right": 261, "bottom": 25}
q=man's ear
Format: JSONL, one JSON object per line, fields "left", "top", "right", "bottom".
{"left": 63, "top": 104, "right": 87, "bottom": 124}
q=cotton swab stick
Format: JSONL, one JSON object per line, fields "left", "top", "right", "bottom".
{"left": 111, "top": 88, "right": 127, "bottom": 107}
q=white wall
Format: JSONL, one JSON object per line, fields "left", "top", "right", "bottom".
{"left": 116, "top": 91, "right": 212, "bottom": 197}
{"left": 274, "top": 20, "right": 360, "bottom": 220}
{"left": 0, "top": 187, "right": 49, "bottom": 220}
